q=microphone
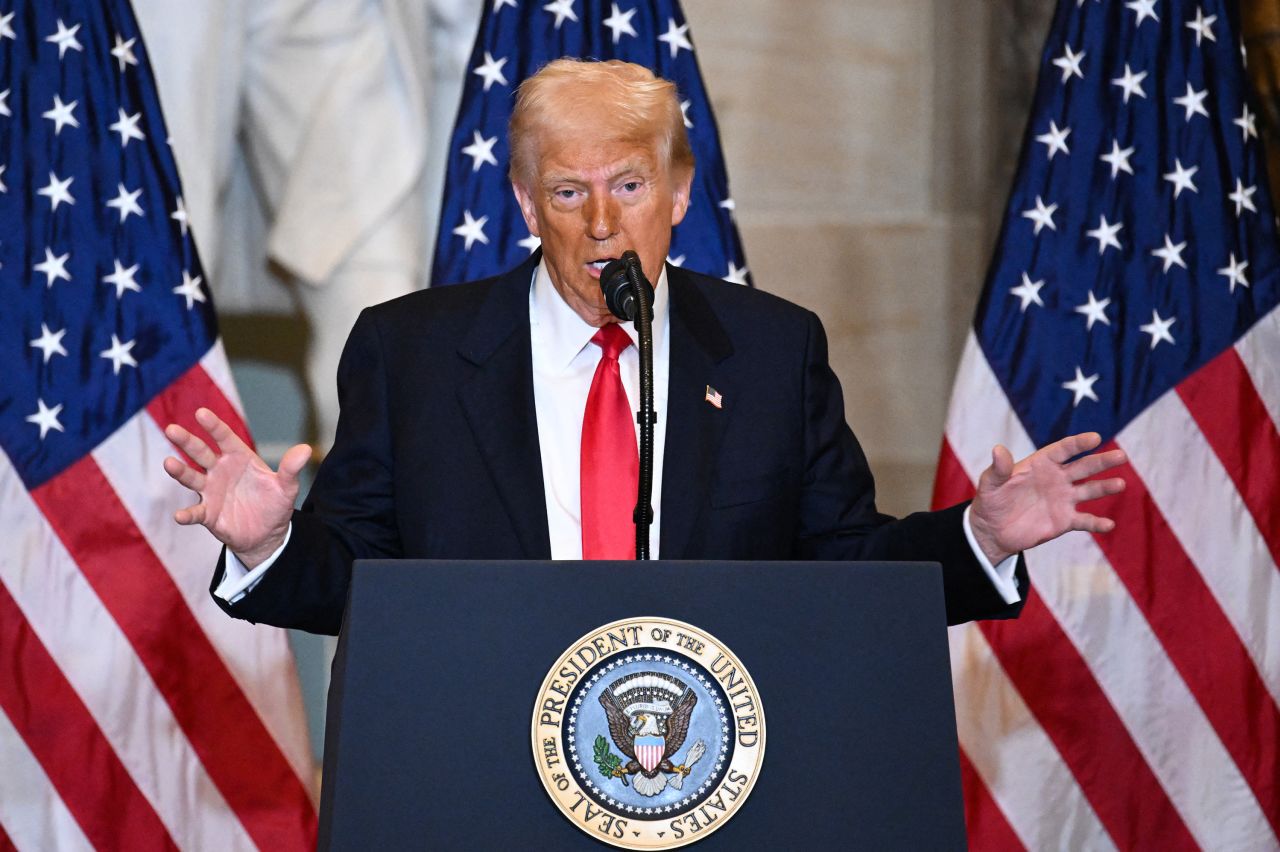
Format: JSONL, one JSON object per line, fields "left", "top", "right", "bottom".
{"left": 600, "top": 251, "right": 653, "bottom": 322}
{"left": 597, "top": 249, "right": 656, "bottom": 560}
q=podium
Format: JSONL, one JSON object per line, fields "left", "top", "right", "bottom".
{"left": 318, "top": 561, "right": 967, "bottom": 849}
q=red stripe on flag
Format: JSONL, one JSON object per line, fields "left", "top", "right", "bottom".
{"left": 958, "top": 747, "right": 1026, "bottom": 852}
{"left": 980, "top": 590, "right": 1199, "bottom": 851}
{"left": 0, "top": 820, "right": 16, "bottom": 852}
{"left": 1089, "top": 449, "right": 1280, "bottom": 837}
{"left": 146, "top": 363, "right": 255, "bottom": 467}
{"left": 31, "top": 458, "right": 316, "bottom": 852}
{"left": 932, "top": 437, "right": 977, "bottom": 510}
{"left": 1177, "top": 347, "right": 1280, "bottom": 566}
{"left": 0, "top": 581, "right": 177, "bottom": 851}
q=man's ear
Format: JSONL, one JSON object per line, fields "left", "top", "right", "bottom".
{"left": 511, "top": 181, "right": 541, "bottom": 237}
{"left": 670, "top": 166, "right": 694, "bottom": 227}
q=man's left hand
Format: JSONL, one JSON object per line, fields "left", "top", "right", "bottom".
{"left": 969, "top": 431, "right": 1127, "bottom": 565}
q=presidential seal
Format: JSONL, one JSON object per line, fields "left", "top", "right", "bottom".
{"left": 532, "top": 617, "right": 765, "bottom": 849}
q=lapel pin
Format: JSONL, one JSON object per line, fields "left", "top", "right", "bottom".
{"left": 704, "top": 385, "right": 723, "bottom": 409}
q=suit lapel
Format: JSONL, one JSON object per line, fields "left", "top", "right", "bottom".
{"left": 660, "top": 269, "right": 734, "bottom": 558}
{"left": 456, "top": 256, "right": 552, "bottom": 558}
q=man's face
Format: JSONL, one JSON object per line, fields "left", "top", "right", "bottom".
{"left": 513, "top": 129, "right": 692, "bottom": 327}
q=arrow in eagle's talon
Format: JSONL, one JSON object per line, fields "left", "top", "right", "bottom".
{"left": 668, "top": 739, "right": 708, "bottom": 788}
{"left": 684, "top": 739, "right": 707, "bottom": 770}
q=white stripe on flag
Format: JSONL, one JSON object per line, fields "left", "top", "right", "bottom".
{"left": 949, "top": 624, "right": 1116, "bottom": 851}
{"left": 0, "top": 450, "right": 254, "bottom": 850}
{"left": 95, "top": 411, "right": 315, "bottom": 792}
{"left": 200, "top": 340, "right": 248, "bottom": 420}
{"left": 1237, "top": 306, "right": 1280, "bottom": 431}
{"left": 1118, "top": 391, "right": 1280, "bottom": 705}
{"left": 0, "top": 706, "right": 93, "bottom": 852}
{"left": 943, "top": 335, "right": 1038, "bottom": 471}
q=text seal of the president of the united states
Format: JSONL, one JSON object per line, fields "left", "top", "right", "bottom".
{"left": 532, "top": 617, "right": 766, "bottom": 849}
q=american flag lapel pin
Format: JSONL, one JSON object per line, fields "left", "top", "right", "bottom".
{"left": 704, "top": 385, "right": 723, "bottom": 409}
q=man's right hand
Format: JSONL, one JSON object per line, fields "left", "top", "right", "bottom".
{"left": 163, "top": 407, "right": 312, "bottom": 568}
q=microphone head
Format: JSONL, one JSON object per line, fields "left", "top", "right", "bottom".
{"left": 600, "top": 251, "right": 648, "bottom": 321}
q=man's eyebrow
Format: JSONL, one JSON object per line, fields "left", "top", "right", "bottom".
{"left": 541, "top": 172, "right": 584, "bottom": 187}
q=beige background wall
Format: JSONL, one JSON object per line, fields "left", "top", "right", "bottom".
{"left": 683, "top": 0, "right": 1004, "bottom": 515}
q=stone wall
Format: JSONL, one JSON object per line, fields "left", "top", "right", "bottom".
{"left": 684, "top": 0, "right": 1027, "bottom": 515}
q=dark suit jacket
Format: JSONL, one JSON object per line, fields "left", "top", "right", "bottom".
{"left": 212, "top": 253, "right": 1026, "bottom": 634}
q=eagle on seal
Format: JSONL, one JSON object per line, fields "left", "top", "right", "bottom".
{"left": 599, "top": 687, "right": 701, "bottom": 797}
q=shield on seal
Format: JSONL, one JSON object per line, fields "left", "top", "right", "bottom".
{"left": 634, "top": 735, "right": 665, "bottom": 773}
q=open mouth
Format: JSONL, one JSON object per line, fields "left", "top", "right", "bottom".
{"left": 586, "top": 258, "right": 618, "bottom": 277}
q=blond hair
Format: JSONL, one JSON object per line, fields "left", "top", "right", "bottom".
{"left": 508, "top": 59, "right": 695, "bottom": 186}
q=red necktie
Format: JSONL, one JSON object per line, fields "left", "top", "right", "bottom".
{"left": 581, "top": 324, "right": 638, "bottom": 559}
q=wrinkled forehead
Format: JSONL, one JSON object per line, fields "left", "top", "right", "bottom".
{"left": 530, "top": 122, "right": 667, "bottom": 181}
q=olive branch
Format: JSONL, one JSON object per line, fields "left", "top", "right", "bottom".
{"left": 593, "top": 735, "right": 625, "bottom": 784}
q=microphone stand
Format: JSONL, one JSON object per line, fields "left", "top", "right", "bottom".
{"left": 599, "top": 250, "right": 656, "bottom": 561}
{"left": 626, "top": 261, "right": 656, "bottom": 561}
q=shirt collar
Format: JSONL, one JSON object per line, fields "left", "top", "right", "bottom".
{"left": 530, "top": 259, "right": 670, "bottom": 371}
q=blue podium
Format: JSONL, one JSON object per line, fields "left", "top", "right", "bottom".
{"left": 318, "top": 560, "right": 967, "bottom": 849}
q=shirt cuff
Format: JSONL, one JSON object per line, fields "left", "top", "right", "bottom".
{"left": 213, "top": 523, "right": 293, "bottom": 604}
{"left": 962, "top": 505, "right": 1021, "bottom": 605}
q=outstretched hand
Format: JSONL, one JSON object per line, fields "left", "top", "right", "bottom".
{"left": 163, "top": 407, "right": 312, "bottom": 568}
{"left": 968, "top": 432, "right": 1127, "bottom": 565}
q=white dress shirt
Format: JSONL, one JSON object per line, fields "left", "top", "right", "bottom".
{"left": 217, "top": 261, "right": 1018, "bottom": 604}
{"left": 530, "top": 262, "right": 669, "bottom": 560}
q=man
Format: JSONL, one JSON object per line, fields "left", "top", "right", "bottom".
{"left": 163, "top": 59, "right": 1126, "bottom": 636}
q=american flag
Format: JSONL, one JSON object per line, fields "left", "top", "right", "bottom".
{"left": 431, "top": 0, "right": 750, "bottom": 288}
{"left": 0, "top": 2, "right": 316, "bottom": 848}
{"left": 933, "top": 0, "right": 1280, "bottom": 848}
